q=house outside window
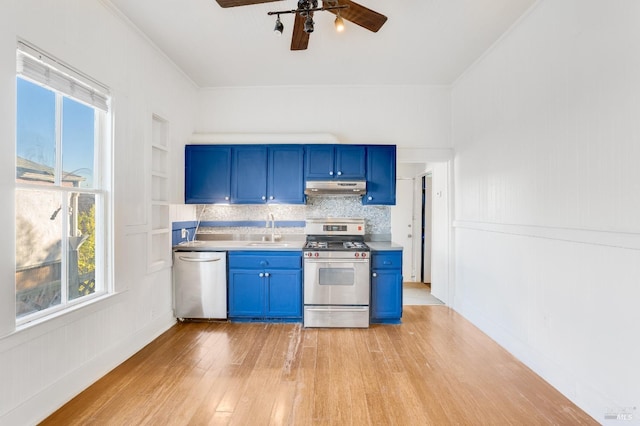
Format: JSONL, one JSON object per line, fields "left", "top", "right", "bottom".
{"left": 15, "top": 42, "right": 111, "bottom": 323}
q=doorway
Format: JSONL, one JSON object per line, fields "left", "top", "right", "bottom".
{"left": 394, "top": 159, "right": 452, "bottom": 306}
{"left": 390, "top": 178, "right": 415, "bottom": 281}
{"left": 420, "top": 174, "right": 432, "bottom": 284}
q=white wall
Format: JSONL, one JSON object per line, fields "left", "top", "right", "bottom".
{"left": 196, "top": 85, "right": 451, "bottom": 147}
{"left": 0, "top": 1, "right": 197, "bottom": 424}
{"left": 452, "top": 0, "right": 640, "bottom": 423}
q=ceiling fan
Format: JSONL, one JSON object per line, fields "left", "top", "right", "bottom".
{"left": 214, "top": 0, "right": 388, "bottom": 51}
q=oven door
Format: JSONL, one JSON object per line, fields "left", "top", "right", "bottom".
{"left": 303, "top": 258, "right": 370, "bottom": 305}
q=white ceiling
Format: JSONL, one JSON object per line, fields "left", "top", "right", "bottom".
{"left": 107, "top": 0, "right": 536, "bottom": 88}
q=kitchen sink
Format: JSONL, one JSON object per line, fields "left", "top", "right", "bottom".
{"left": 178, "top": 240, "right": 205, "bottom": 246}
{"left": 247, "top": 242, "right": 290, "bottom": 247}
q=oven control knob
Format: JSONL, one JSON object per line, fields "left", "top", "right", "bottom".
{"left": 314, "top": 252, "right": 319, "bottom": 257}
{"left": 362, "top": 252, "right": 367, "bottom": 258}
{"left": 355, "top": 252, "right": 359, "bottom": 257}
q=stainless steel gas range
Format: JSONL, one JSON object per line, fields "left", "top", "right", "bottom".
{"left": 303, "top": 218, "right": 370, "bottom": 328}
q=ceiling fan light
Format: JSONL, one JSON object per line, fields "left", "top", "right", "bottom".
{"left": 335, "top": 15, "right": 345, "bottom": 32}
{"left": 274, "top": 15, "right": 284, "bottom": 35}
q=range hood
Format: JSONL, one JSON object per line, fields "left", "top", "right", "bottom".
{"left": 305, "top": 180, "right": 367, "bottom": 196}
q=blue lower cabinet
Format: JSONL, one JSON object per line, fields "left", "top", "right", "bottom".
{"left": 266, "top": 269, "right": 302, "bottom": 318}
{"left": 228, "top": 269, "right": 264, "bottom": 317}
{"left": 228, "top": 251, "right": 302, "bottom": 322}
{"left": 370, "top": 251, "right": 403, "bottom": 324}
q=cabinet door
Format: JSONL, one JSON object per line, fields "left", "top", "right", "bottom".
{"left": 265, "top": 269, "right": 302, "bottom": 318}
{"left": 185, "top": 145, "right": 231, "bottom": 204}
{"left": 268, "top": 145, "right": 305, "bottom": 204}
{"left": 304, "top": 145, "right": 335, "bottom": 179}
{"left": 363, "top": 145, "right": 396, "bottom": 205}
{"left": 335, "top": 145, "right": 366, "bottom": 179}
{"left": 370, "top": 269, "right": 402, "bottom": 321}
{"left": 232, "top": 146, "right": 268, "bottom": 203}
{"left": 228, "top": 269, "right": 264, "bottom": 318}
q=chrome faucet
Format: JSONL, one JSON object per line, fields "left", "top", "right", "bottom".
{"left": 267, "top": 212, "right": 281, "bottom": 242}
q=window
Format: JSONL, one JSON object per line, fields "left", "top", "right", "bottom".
{"left": 15, "top": 42, "right": 111, "bottom": 323}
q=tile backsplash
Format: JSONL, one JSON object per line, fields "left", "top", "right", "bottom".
{"left": 196, "top": 196, "right": 390, "bottom": 238}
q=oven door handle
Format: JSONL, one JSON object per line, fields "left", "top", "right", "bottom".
{"left": 304, "top": 307, "right": 369, "bottom": 312}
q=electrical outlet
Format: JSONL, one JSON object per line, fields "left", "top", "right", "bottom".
{"left": 181, "top": 228, "right": 187, "bottom": 239}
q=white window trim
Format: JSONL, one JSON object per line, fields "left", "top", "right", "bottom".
{"left": 15, "top": 42, "right": 112, "bottom": 326}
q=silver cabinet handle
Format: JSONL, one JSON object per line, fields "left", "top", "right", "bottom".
{"left": 259, "top": 272, "right": 264, "bottom": 277}
{"left": 329, "top": 171, "right": 334, "bottom": 176}
{"left": 337, "top": 171, "right": 342, "bottom": 176}
{"left": 372, "top": 272, "right": 378, "bottom": 277}
{"left": 224, "top": 196, "right": 230, "bottom": 201}
{"left": 179, "top": 257, "right": 221, "bottom": 262}
{"left": 265, "top": 272, "right": 270, "bottom": 277}
{"left": 367, "top": 196, "right": 373, "bottom": 201}
{"left": 269, "top": 196, "right": 274, "bottom": 200}
{"left": 261, "top": 196, "right": 266, "bottom": 200}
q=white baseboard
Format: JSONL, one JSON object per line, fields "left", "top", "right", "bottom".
{"left": 455, "top": 301, "right": 612, "bottom": 425}
{"left": 1, "top": 311, "right": 176, "bottom": 425}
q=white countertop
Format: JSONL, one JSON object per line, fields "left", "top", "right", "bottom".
{"left": 173, "top": 240, "right": 402, "bottom": 252}
{"left": 174, "top": 240, "right": 306, "bottom": 251}
{"left": 366, "top": 241, "right": 403, "bottom": 251}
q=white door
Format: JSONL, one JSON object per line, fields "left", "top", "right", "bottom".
{"left": 391, "top": 178, "right": 414, "bottom": 281}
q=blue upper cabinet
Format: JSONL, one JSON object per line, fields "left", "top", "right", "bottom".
{"left": 185, "top": 145, "right": 231, "bottom": 204}
{"left": 232, "top": 145, "right": 304, "bottom": 204}
{"left": 363, "top": 145, "right": 396, "bottom": 205}
{"left": 186, "top": 143, "right": 393, "bottom": 205}
{"left": 268, "top": 145, "right": 305, "bottom": 204}
{"left": 305, "top": 145, "right": 366, "bottom": 180}
{"left": 232, "top": 146, "right": 268, "bottom": 203}
{"left": 187, "top": 144, "right": 305, "bottom": 205}
{"left": 336, "top": 145, "right": 367, "bottom": 179}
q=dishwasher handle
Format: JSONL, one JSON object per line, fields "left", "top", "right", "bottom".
{"left": 178, "top": 256, "right": 222, "bottom": 263}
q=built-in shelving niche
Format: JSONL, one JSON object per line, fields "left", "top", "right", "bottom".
{"left": 149, "top": 114, "right": 171, "bottom": 272}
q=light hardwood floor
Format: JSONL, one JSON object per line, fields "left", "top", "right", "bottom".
{"left": 42, "top": 306, "right": 597, "bottom": 425}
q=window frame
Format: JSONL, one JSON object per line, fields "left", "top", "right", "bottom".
{"left": 15, "top": 43, "right": 112, "bottom": 326}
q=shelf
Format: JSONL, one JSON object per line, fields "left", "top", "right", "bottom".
{"left": 150, "top": 232, "right": 171, "bottom": 264}
{"left": 151, "top": 175, "right": 168, "bottom": 202}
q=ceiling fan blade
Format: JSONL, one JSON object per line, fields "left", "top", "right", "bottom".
{"left": 324, "top": 0, "right": 387, "bottom": 32}
{"left": 291, "top": 13, "right": 311, "bottom": 51}
{"left": 215, "top": 0, "right": 283, "bottom": 8}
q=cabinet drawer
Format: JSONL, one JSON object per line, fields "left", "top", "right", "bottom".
{"left": 228, "top": 252, "right": 302, "bottom": 269}
{"left": 371, "top": 252, "right": 402, "bottom": 269}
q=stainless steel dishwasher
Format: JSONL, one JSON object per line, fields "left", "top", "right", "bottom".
{"left": 173, "top": 250, "right": 227, "bottom": 320}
